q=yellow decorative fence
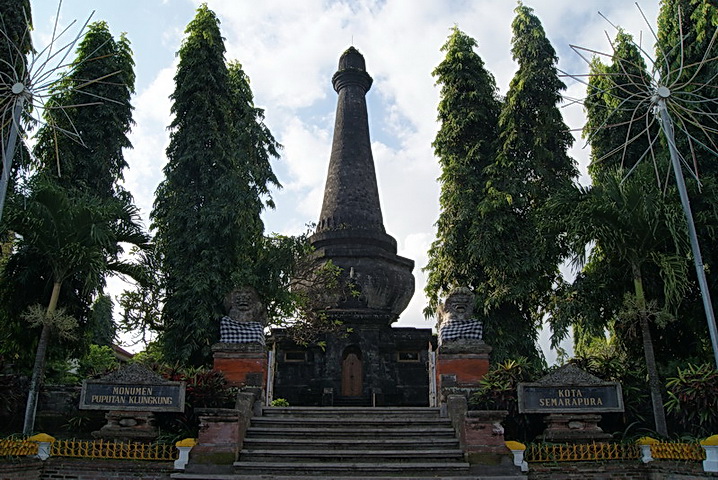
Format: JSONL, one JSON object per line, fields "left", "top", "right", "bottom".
{"left": 51, "top": 439, "right": 178, "bottom": 461}
{"left": 651, "top": 441, "right": 706, "bottom": 461}
{"left": 525, "top": 442, "right": 641, "bottom": 462}
{"left": 525, "top": 441, "right": 707, "bottom": 463}
{"left": 0, "top": 437, "right": 177, "bottom": 461}
{"left": 0, "top": 438, "right": 38, "bottom": 457}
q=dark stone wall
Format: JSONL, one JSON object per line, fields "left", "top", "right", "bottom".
{"left": 271, "top": 326, "right": 434, "bottom": 407}
{"left": 527, "top": 461, "right": 718, "bottom": 479}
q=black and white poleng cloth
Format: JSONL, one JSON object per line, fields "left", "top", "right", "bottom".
{"left": 219, "top": 317, "right": 266, "bottom": 345}
{"left": 438, "top": 319, "right": 483, "bottom": 345}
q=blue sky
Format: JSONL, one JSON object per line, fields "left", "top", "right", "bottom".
{"left": 29, "top": 1, "right": 661, "bottom": 361}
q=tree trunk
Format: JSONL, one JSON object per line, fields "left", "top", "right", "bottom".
{"left": 22, "top": 281, "right": 61, "bottom": 436}
{"left": 632, "top": 264, "right": 669, "bottom": 437}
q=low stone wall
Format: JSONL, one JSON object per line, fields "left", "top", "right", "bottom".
{"left": 0, "top": 458, "right": 42, "bottom": 480}
{"left": 40, "top": 458, "right": 173, "bottom": 480}
{"left": 0, "top": 457, "right": 172, "bottom": 480}
{"left": 528, "top": 460, "right": 718, "bottom": 479}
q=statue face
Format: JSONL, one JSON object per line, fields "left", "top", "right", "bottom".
{"left": 446, "top": 293, "right": 472, "bottom": 316}
{"left": 231, "top": 289, "right": 256, "bottom": 312}
{"left": 225, "top": 287, "right": 263, "bottom": 323}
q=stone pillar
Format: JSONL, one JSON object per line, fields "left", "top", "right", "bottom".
{"left": 212, "top": 343, "right": 267, "bottom": 389}
{"left": 445, "top": 394, "right": 516, "bottom": 471}
{"left": 463, "top": 410, "right": 510, "bottom": 464}
{"left": 189, "top": 408, "right": 241, "bottom": 468}
{"left": 437, "top": 340, "right": 491, "bottom": 397}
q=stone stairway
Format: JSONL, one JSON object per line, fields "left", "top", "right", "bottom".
{"left": 236, "top": 406, "right": 468, "bottom": 478}
{"left": 175, "top": 406, "right": 525, "bottom": 479}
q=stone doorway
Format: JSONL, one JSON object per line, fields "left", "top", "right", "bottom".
{"left": 341, "top": 346, "right": 363, "bottom": 397}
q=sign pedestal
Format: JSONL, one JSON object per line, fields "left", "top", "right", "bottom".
{"left": 93, "top": 411, "right": 158, "bottom": 442}
{"left": 541, "top": 413, "right": 611, "bottom": 442}
{"left": 79, "top": 364, "right": 186, "bottom": 444}
{"left": 517, "top": 364, "right": 624, "bottom": 444}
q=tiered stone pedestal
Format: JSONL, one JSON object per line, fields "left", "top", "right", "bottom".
{"left": 212, "top": 343, "right": 267, "bottom": 389}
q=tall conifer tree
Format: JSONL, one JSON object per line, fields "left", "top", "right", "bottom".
{"left": 424, "top": 27, "right": 501, "bottom": 315}
{"left": 478, "top": 4, "right": 577, "bottom": 361}
{"left": 34, "top": 21, "right": 135, "bottom": 200}
{"left": 152, "top": 5, "right": 280, "bottom": 365}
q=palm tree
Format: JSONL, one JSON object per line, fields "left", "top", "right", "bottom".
{"left": 553, "top": 165, "right": 689, "bottom": 437}
{"left": 5, "top": 177, "right": 149, "bottom": 434}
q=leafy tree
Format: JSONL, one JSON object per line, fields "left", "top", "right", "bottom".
{"left": 583, "top": 32, "right": 655, "bottom": 177}
{"left": 0, "top": 21, "right": 141, "bottom": 367}
{"left": 656, "top": 0, "right": 718, "bottom": 369}
{"left": 656, "top": 0, "right": 718, "bottom": 177}
{"left": 151, "top": 5, "right": 280, "bottom": 365}
{"left": 34, "top": 21, "right": 135, "bottom": 200}
{"left": 424, "top": 26, "right": 501, "bottom": 314}
{"left": 477, "top": 4, "right": 576, "bottom": 361}
{"left": 4, "top": 178, "right": 147, "bottom": 434}
{"left": 550, "top": 166, "right": 691, "bottom": 437}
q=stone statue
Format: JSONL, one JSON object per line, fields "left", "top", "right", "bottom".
{"left": 437, "top": 287, "right": 475, "bottom": 326}
{"left": 219, "top": 286, "right": 266, "bottom": 345}
{"left": 223, "top": 286, "right": 267, "bottom": 325}
{"left": 437, "top": 287, "right": 484, "bottom": 348}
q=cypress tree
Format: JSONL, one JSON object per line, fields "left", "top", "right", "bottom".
{"left": 152, "top": 5, "right": 280, "bottom": 365}
{"left": 34, "top": 21, "right": 135, "bottom": 200}
{"left": 479, "top": 4, "right": 577, "bottom": 362}
{"left": 424, "top": 26, "right": 501, "bottom": 315}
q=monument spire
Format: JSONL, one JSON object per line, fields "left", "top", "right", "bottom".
{"left": 317, "top": 46, "right": 384, "bottom": 233}
{"left": 308, "top": 47, "right": 414, "bottom": 323}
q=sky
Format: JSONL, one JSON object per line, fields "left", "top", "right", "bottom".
{"left": 29, "top": 0, "right": 661, "bottom": 362}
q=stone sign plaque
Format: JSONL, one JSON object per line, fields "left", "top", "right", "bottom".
{"left": 80, "top": 363, "right": 185, "bottom": 412}
{"left": 518, "top": 384, "right": 623, "bottom": 414}
{"left": 517, "top": 364, "right": 624, "bottom": 414}
{"left": 80, "top": 383, "right": 185, "bottom": 412}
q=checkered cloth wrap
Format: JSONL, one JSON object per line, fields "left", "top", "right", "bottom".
{"left": 438, "top": 319, "right": 483, "bottom": 345}
{"left": 219, "top": 317, "right": 265, "bottom": 345}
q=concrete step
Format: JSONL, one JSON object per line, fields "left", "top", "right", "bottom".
{"left": 242, "top": 437, "right": 460, "bottom": 450}
{"left": 174, "top": 474, "right": 525, "bottom": 480}
{"left": 262, "top": 406, "right": 442, "bottom": 417}
{"left": 238, "top": 448, "right": 465, "bottom": 463}
{"left": 250, "top": 417, "right": 451, "bottom": 429}
{"left": 231, "top": 461, "right": 472, "bottom": 476}
{"left": 246, "top": 426, "right": 458, "bottom": 438}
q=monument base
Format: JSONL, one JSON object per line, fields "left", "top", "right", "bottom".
{"left": 92, "top": 410, "right": 157, "bottom": 442}
{"left": 212, "top": 343, "right": 267, "bottom": 389}
{"left": 540, "top": 413, "right": 612, "bottom": 443}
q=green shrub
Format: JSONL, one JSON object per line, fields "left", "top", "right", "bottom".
{"left": 78, "top": 344, "right": 119, "bottom": 378}
{"left": 665, "top": 363, "right": 718, "bottom": 436}
{"left": 469, "top": 357, "right": 544, "bottom": 441}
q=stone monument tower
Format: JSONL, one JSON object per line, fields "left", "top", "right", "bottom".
{"left": 309, "top": 46, "right": 415, "bottom": 323}
{"left": 270, "top": 47, "right": 432, "bottom": 406}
